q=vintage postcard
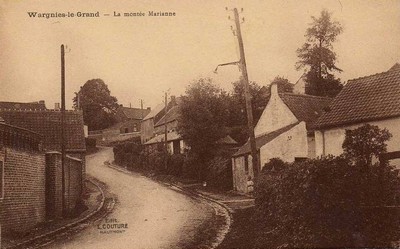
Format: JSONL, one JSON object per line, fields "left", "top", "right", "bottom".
{"left": 0, "top": 0, "right": 400, "bottom": 248}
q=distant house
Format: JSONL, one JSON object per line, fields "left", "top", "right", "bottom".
{"left": 314, "top": 63, "right": 400, "bottom": 166}
{"left": 115, "top": 105, "right": 151, "bottom": 133}
{"left": 144, "top": 97, "right": 188, "bottom": 154}
{"left": 88, "top": 105, "right": 151, "bottom": 144}
{"left": 232, "top": 83, "right": 332, "bottom": 193}
{"left": 140, "top": 103, "right": 165, "bottom": 144}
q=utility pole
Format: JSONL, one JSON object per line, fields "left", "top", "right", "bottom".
{"left": 164, "top": 92, "right": 168, "bottom": 170}
{"left": 61, "top": 44, "right": 66, "bottom": 216}
{"left": 140, "top": 99, "right": 144, "bottom": 119}
{"left": 232, "top": 8, "right": 260, "bottom": 176}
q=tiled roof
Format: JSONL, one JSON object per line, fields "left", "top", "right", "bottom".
{"left": 216, "top": 135, "right": 238, "bottom": 145}
{"left": 279, "top": 93, "right": 332, "bottom": 130}
{"left": 144, "top": 130, "right": 182, "bottom": 145}
{"left": 233, "top": 122, "right": 300, "bottom": 157}
{"left": 155, "top": 105, "right": 180, "bottom": 127}
{"left": 315, "top": 65, "right": 400, "bottom": 129}
{"left": 0, "top": 101, "right": 46, "bottom": 110}
{"left": 143, "top": 103, "right": 165, "bottom": 120}
{"left": 0, "top": 110, "right": 86, "bottom": 151}
{"left": 119, "top": 107, "right": 151, "bottom": 120}
{"left": 389, "top": 63, "right": 400, "bottom": 72}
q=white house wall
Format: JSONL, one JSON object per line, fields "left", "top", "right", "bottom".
{"left": 259, "top": 122, "right": 308, "bottom": 168}
{"left": 254, "top": 84, "right": 298, "bottom": 136}
{"left": 315, "top": 117, "right": 400, "bottom": 165}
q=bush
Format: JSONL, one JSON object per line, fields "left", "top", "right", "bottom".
{"left": 182, "top": 151, "right": 200, "bottom": 180}
{"left": 167, "top": 154, "right": 185, "bottom": 176}
{"left": 113, "top": 141, "right": 144, "bottom": 169}
{"left": 146, "top": 150, "right": 166, "bottom": 173}
{"left": 206, "top": 156, "right": 232, "bottom": 190}
{"left": 254, "top": 156, "right": 400, "bottom": 248}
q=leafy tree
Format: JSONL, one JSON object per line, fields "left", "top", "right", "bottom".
{"left": 269, "top": 76, "right": 294, "bottom": 93}
{"left": 177, "top": 78, "right": 229, "bottom": 180}
{"left": 73, "top": 79, "right": 119, "bottom": 131}
{"left": 229, "top": 80, "right": 262, "bottom": 125}
{"left": 296, "top": 9, "right": 343, "bottom": 97}
{"left": 342, "top": 124, "right": 392, "bottom": 166}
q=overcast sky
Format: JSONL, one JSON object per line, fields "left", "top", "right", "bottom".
{"left": 0, "top": 0, "right": 399, "bottom": 110}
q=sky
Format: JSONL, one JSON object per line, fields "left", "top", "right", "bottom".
{"left": 0, "top": 0, "right": 399, "bottom": 110}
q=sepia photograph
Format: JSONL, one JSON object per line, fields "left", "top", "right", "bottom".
{"left": 0, "top": 0, "right": 400, "bottom": 248}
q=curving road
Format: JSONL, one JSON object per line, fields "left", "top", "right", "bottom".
{"left": 44, "top": 147, "right": 217, "bottom": 249}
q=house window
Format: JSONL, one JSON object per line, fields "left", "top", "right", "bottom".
{"left": 173, "top": 140, "right": 180, "bottom": 154}
{"left": 0, "top": 161, "right": 4, "bottom": 199}
{"left": 124, "top": 128, "right": 129, "bottom": 133}
{"left": 244, "top": 155, "right": 249, "bottom": 173}
{"left": 133, "top": 124, "right": 137, "bottom": 132}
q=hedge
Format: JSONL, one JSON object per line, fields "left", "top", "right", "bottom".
{"left": 254, "top": 157, "right": 400, "bottom": 248}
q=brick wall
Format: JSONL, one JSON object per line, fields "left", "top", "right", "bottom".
{"left": 45, "top": 152, "right": 62, "bottom": 219}
{"left": 0, "top": 147, "right": 46, "bottom": 233}
{"left": 45, "top": 152, "right": 83, "bottom": 219}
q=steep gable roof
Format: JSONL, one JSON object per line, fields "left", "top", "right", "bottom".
{"left": 119, "top": 106, "right": 151, "bottom": 120}
{"left": 143, "top": 103, "right": 165, "bottom": 121}
{"left": 0, "top": 110, "right": 86, "bottom": 152}
{"left": 155, "top": 105, "right": 180, "bottom": 127}
{"left": 233, "top": 122, "right": 300, "bottom": 157}
{"left": 0, "top": 101, "right": 46, "bottom": 110}
{"left": 315, "top": 65, "right": 400, "bottom": 129}
{"left": 279, "top": 93, "right": 332, "bottom": 130}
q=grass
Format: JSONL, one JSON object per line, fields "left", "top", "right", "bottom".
{"left": 217, "top": 207, "right": 259, "bottom": 249}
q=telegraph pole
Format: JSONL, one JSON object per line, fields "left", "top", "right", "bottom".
{"left": 164, "top": 92, "right": 168, "bottom": 170}
{"left": 233, "top": 8, "right": 260, "bottom": 176}
{"left": 61, "top": 44, "right": 66, "bottom": 216}
{"left": 140, "top": 99, "right": 144, "bottom": 119}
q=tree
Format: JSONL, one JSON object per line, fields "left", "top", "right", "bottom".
{"left": 342, "top": 124, "right": 392, "bottom": 166}
{"left": 227, "top": 80, "right": 264, "bottom": 144}
{"left": 269, "top": 76, "right": 294, "bottom": 94}
{"left": 296, "top": 9, "right": 343, "bottom": 97}
{"left": 177, "top": 78, "right": 229, "bottom": 180}
{"left": 73, "top": 79, "right": 119, "bottom": 131}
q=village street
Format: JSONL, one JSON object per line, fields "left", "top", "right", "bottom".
{"left": 43, "top": 147, "right": 218, "bottom": 249}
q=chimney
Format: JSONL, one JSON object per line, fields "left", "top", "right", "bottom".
{"left": 55, "top": 103, "right": 60, "bottom": 110}
{"left": 39, "top": 100, "right": 45, "bottom": 105}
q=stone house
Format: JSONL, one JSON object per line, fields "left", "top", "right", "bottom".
{"left": 314, "top": 63, "right": 400, "bottom": 166}
{"left": 232, "top": 83, "right": 332, "bottom": 193}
